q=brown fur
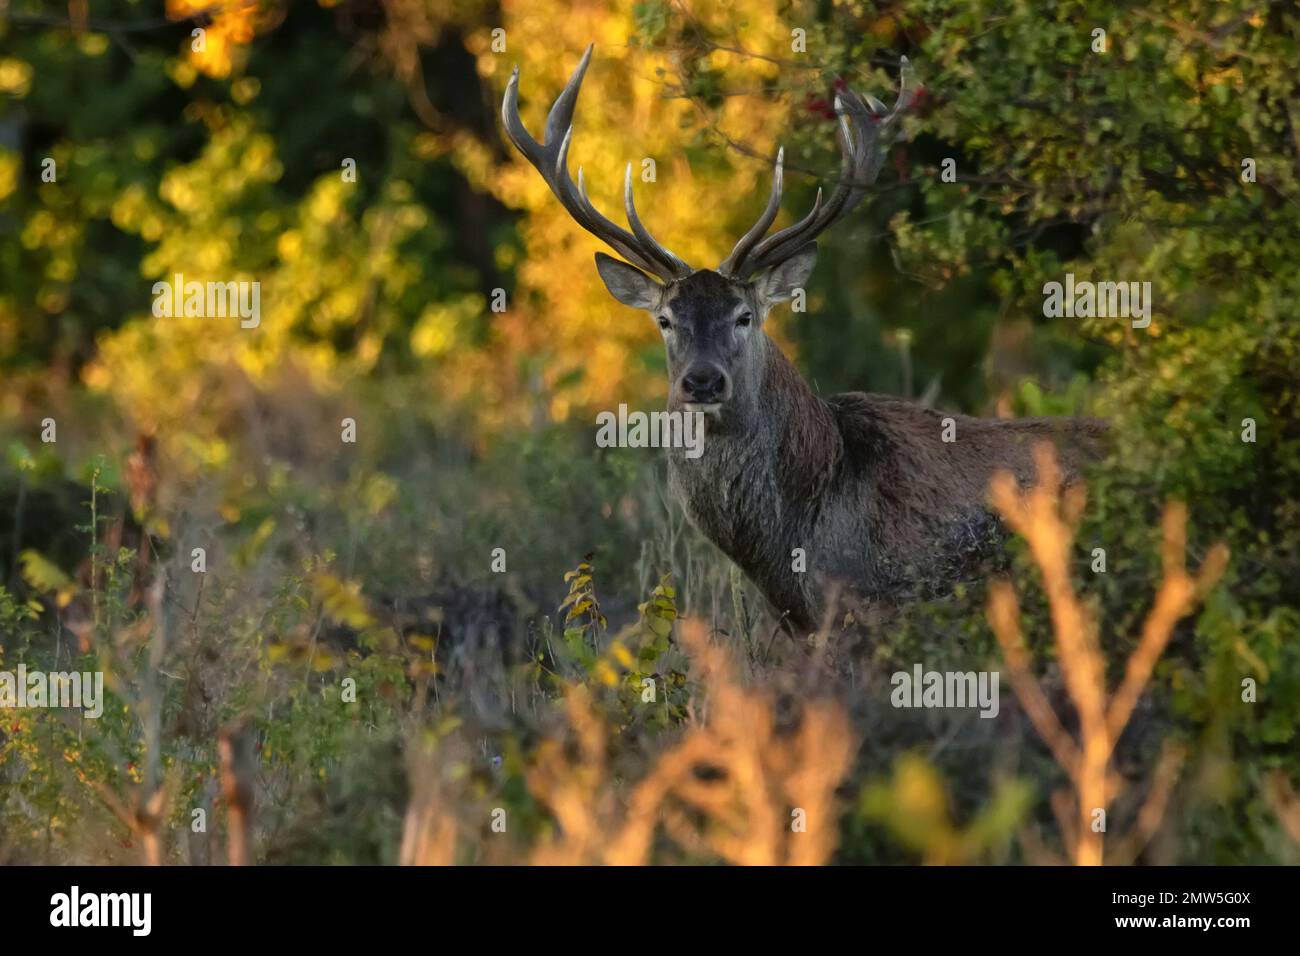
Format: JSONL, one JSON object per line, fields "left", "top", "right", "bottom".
{"left": 501, "top": 44, "right": 1080, "bottom": 628}
{"left": 654, "top": 276, "right": 1106, "bottom": 632}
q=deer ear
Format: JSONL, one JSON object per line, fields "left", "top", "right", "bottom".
{"left": 595, "top": 253, "right": 662, "bottom": 310}
{"left": 755, "top": 243, "right": 817, "bottom": 304}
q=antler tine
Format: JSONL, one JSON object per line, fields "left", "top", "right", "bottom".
{"left": 743, "top": 93, "right": 876, "bottom": 270}
{"left": 718, "top": 147, "right": 785, "bottom": 276}
{"left": 624, "top": 165, "right": 691, "bottom": 276}
{"left": 541, "top": 45, "right": 592, "bottom": 154}
{"left": 729, "top": 58, "right": 913, "bottom": 278}
{"left": 742, "top": 104, "right": 863, "bottom": 270}
{"left": 502, "top": 44, "right": 691, "bottom": 280}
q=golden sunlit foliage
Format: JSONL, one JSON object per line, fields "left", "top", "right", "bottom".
{"left": 463, "top": 0, "right": 821, "bottom": 419}
{"left": 74, "top": 0, "right": 860, "bottom": 448}
{"left": 168, "top": 0, "right": 262, "bottom": 79}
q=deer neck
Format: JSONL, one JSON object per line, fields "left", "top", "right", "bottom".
{"left": 668, "top": 334, "right": 842, "bottom": 551}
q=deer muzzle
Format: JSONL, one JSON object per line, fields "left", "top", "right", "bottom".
{"left": 678, "top": 365, "right": 731, "bottom": 409}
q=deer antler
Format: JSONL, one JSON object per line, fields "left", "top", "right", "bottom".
{"left": 720, "top": 59, "right": 914, "bottom": 279}
{"left": 502, "top": 44, "right": 692, "bottom": 281}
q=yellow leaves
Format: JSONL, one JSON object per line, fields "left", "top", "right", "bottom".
{"left": 167, "top": 57, "right": 200, "bottom": 89}
{"left": 1173, "top": 52, "right": 1199, "bottom": 87}
{"left": 20, "top": 209, "right": 67, "bottom": 251}
{"left": 592, "top": 659, "right": 620, "bottom": 687}
{"left": 1202, "top": 62, "right": 1242, "bottom": 86}
{"left": 306, "top": 178, "right": 346, "bottom": 224}
{"left": 0, "top": 150, "right": 18, "bottom": 203}
{"left": 192, "top": 25, "right": 239, "bottom": 80}
{"left": 91, "top": 134, "right": 392, "bottom": 466}
{"left": 862, "top": 753, "right": 1032, "bottom": 865}
{"left": 317, "top": 286, "right": 362, "bottom": 329}
{"left": 411, "top": 302, "right": 462, "bottom": 359}
{"left": 77, "top": 33, "right": 110, "bottom": 57}
{"left": 0, "top": 58, "right": 33, "bottom": 97}
{"left": 231, "top": 515, "right": 276, "bottom": 568}
{"left": 159, "top": 168, "right": 201, "bottom": 216}
{"left": 266, "top": 634, "right": 340, "bottom": 671}
{"left": 18, "top": 550, "right": 77, "bottom": 609}
{"left": 607, "top": 641, "right": 634, "bottom": 670}
{"left": 869, "top": 13, "right": 901, "bottom": 42}
{"left": 277, "top": 229, "right": 303, "bottom": 262}
{"left": 360, "top": 473, "right": 399, "bottom": 517}
{"left": 241, "top": 135, "right": 277, "bottom": 178}
{"left": 310, "top": 649, "right": 340, "bottom": 672}
{"left": 863, "top": 753, "right": 953, "bottom": 853}
{"left": 168, "top": 0, "right": 260, "bottom": 79}
{"left": 231, "top": 77, "right": 261, "bottom": 104}
{"left": 407, "top": 633, "right": 437, "bottom": 654}
{"left": 265, "top": 642, "right": 295, "bottom": 665}
{"left": 562, "top": 565, "right": 590, "bottom": 588}
{"left": 110, "top": 182, "right": 160, "bottom": 236}
{"left": 312, "top": 572, "right": 375, "bottom": 630}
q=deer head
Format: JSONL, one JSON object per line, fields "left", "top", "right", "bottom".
{"left": 502, "top": 45, "right": 911, "bottom": 424}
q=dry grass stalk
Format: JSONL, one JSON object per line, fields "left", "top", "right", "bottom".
{"left": 88, "top": 777, "right": 170, "bottom": 865}
{"left": 528, "top": 619, "right": 854, "bottom": 865}
{"left": 399, "top": 770, "right": 459, "bottom": 866}
{"left": 986, "top": 444, "right": 1228, "bottom": 865}
{"left": 79, "top": 574, "right": 173, "bottom": 865}
{"left": 218, "top": 717, "right": 256, "bottom": 865}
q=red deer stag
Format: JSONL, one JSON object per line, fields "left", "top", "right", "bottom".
{"left": 503, "top": 46, "right": 1105, "bottom": 632}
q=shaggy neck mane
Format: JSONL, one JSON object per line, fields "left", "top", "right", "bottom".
{"left": 755, "top": 335, "right": 843, "bottom": 501}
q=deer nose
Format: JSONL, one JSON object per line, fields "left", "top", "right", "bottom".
{"left": 681, "top": 366, "right": 729, "bottom": 404}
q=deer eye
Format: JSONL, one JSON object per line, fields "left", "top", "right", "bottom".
{"left": 736, "top": 311, "right": 753, "bottom": 328}
{"left": 657, "top": 315, "right": 672, "bottom": 331}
